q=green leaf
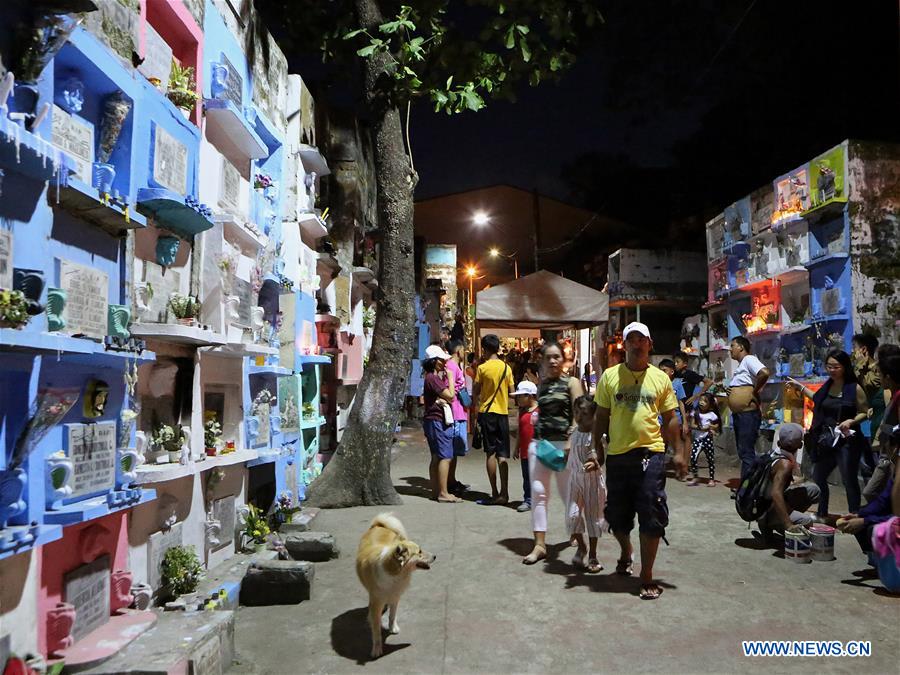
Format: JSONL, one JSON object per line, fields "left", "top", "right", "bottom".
{"left": 379, "top": 20, "right": 401, "bottom": 33}
{"left": 516, "top": 24, "right": 529, "bottom": 35}
{"left": 410, "top": 77, "right": 423, "bottom": 89}
{"left": 549, "top": 56, "right": 561, "bottom": 72}
{"left": 505, "top": 26, "right": 515, "bottom": 49}
{"left": 446, "top": 76, "right": 454, "bottom": 88}
{"left": 343, "top": 28, "right": 365, "bottom": 40}
{"left": 357, "top": 44, "right": 378, "bottom": 57}
{"left": 520, "top": 40, "right": 531, "bottom": 62}
{"left": 498, "top": 4, "right": 505, "bottom": 15}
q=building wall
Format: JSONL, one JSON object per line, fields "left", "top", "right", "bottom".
{"left": 848, "top": 141, "right": 900, "bottom": 344}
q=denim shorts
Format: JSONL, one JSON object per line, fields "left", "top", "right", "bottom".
{"left": 452, "top": 420, "right": 468, "bottom": 456}
{"left": 423, "top": 419, "right": 454, "bottom": 460}
{"left": 605, "top": 448, "right": 669, "bottom": 537}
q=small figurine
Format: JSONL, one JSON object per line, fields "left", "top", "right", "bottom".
{"left": 82, "top": 379, "right": 110, "bottom": 419}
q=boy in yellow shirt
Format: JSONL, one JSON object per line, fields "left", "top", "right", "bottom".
{"left": 589, "top": 322, "right": 687, "bottom": 599}
{"left": 473, "top": 334, "right": 515, "bottom": 505}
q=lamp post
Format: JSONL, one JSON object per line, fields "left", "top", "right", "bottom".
{"left": 489, "top": 247, "right": 519, "bottom": 279}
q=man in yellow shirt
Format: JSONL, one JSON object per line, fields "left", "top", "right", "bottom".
{"left": 589, "top": 322, "right": 687, "bottom": 600}
{"left": 473, "top": 334, "right": 515, "bottom": 505}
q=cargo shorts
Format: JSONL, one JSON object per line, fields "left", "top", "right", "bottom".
{"left": 604, "top": 447, "right": 669, "bottom": 538}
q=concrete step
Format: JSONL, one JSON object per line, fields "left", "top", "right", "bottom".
{"left": 283, "top": 531, "right": 339, "bottom": 562}
{"left": 239, "top": 559, "right": 315, "bottom": 606}
{"left": 79, "top": 609, "right": 234, "bottom": 675}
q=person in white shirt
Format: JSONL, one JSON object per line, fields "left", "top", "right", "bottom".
{"left": 725, "top": 336, "right": 770, "bottom": 481}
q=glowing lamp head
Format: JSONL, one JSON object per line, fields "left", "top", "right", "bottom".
{"left": 473, "top": 211, "right": 489, "bottom": 226}
{"left": 489, "top": 248, "right": 499, "bottom": 257}
{"left": 466, "top": 266, "right": 477, "bottom": 278}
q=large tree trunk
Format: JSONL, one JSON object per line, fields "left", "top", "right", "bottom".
{"left": 305, "top": 0, "right": 416, "bottom": 507}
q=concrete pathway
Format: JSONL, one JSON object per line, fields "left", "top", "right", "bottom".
{"left": 231, "top": 425, "right": 897, "bottom": 674}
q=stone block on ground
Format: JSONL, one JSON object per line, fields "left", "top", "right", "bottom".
{"left": 284, "top": 531, "right": 339, "bottom": 562}
{"left": 79, "top": 609, "right": 234, "bottom": 675}
{"left": 239, "top": 560, "right": 315, "bottom": 606}
{"left": 192, "top": 549, "right": 278, "bottom": 611}
{"left": 277, "top": 507, "right": 320, "bottom": 534}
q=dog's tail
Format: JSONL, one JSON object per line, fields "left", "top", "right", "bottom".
{"left": 369, "top": 512, "right": 407, "bottom": 539}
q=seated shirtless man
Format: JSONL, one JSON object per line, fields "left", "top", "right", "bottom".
{"left": 757, "top": 423, "right": 820, "bottom": 541}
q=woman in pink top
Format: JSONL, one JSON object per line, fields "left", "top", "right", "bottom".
{"left": 446, "top": 340, "right": 470, "bottom": 495}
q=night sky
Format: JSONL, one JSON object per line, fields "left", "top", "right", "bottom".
{"left": 410, "top": 1, "right": 900, "bottom": 240}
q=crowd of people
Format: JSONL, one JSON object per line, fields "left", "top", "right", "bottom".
{"left": 417, "top": 323, "right": 900, "bottom": 598}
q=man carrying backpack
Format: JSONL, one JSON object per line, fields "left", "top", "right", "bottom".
{"left": 754, "top": 423, "right": 820, "bottom": 541}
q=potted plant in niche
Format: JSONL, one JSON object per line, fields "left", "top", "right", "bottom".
{"left": 0, "top": 290, "right": 31, "bottom": 329}
{"left": 168, "top": 293, "right": 200, "bottom": 326}
{"left": 160, "top": 545, "right": 203, "bottom": 600}
{"left": 166, "top": 62, "right": 199, "bottom": 117}
{"left": 203, "top": 413, "right": 222, "bottom": 457}
{"left": 150, "top": 424, "right": 185, "bottom": 463}
{"left": 240, "top": 503, "right": 270, "bottom": 552}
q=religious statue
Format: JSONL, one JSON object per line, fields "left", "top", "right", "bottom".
{"left": 82, "top": 379, "right": 110, "bottom": 419}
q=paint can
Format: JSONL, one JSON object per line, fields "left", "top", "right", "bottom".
{"left": 784, "top": 529, "right": 811, "bottom": 563}
{"left": 809, "top": 525, "right": 836, "bottom": 561}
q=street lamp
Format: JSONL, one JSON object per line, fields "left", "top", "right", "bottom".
{"left": 473, "top": 211, "right": 490, "bottom": 226}
{"left": 489, "top": 247, "right": 519, "bottom": 279}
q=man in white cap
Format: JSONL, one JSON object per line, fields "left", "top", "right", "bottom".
{"left": 757, "top": 423, "right": 820, "bottom": 541}
{"left": 591, "top": 321, "right": 687, "bottom": 600}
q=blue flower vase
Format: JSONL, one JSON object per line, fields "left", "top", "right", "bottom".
{"left": 92, "top": 162, "right": 116, "bottom": 194}
{"left": 0, "top": 468, "right": 27, "bottom": 529}
{"left": 210, "top": 62, "right": 230, "bottom": 100}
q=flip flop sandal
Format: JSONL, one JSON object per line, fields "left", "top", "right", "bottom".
{"left": 587, "top": 559, "right": 604, "bottom": 574}
{"left": 615, "top": 558, "right": 634, "bottom": 576}
{"left": 639, "top": 584, "right": 663, "bottom": 600}
{"left": 522, "top": 545, "right": 546, "bottom": 565}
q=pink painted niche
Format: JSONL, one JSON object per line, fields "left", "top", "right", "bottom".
{"left": 37, "top": 511, "right": 129, "bottom": 657}
{"left": 140, "top": 0, "right": 204, "bottom": 126}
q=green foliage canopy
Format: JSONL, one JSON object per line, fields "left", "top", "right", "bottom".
{"left": 256, "top": 0, "right": 603, "bottom": 114}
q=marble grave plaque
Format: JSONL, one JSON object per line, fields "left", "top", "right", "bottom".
{"left": 137, "top": 22, "right": 172, "bottom": 85}
{"left": 147, "top": 522, "right": 184, "bottom": 588}
{"left": 285, "top": 461, "right": 298, "bottom": 504}
{"left": 64, "top": 555, "right": 110, "bottom": 642}
{"left": 0, "top": 229, "right": 11, "bottom": 290}
{"left": 153, "top": 125, "right": 188, "bottom": 195}
{"left": 191, "top": 634, "right": 223, "bottom": 675}
{"left": 51, "top": 106, "right": 94, "bottom": 184}
{"left": 212, "top": 496, "right": 235, "bottom": 548}
{"left": 789, "top": 353, "right": 806, "bottom": 378}
{"left": 142, "top": 261, "right": 181, "bottom": 322}
{"left": 219, "top": 53, "right": 243, "bottom": 110}
{"left": 821, "top": 288, "right": 842, "bottom": 316}
{"left": 66, "top": 421, "right": 117, "bottom": 500}
{"left": 59, "top": 259, "right": 109, "bottom": 339}
{"left": 233, "top": 277, "right": 253, "bottom": 328}
{"left": 220, "top": 158, "right": 240, "bottom": 211}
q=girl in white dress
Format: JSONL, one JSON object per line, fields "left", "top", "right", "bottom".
{"left": 567, "top": 396, "right": 607, "bottom": 573}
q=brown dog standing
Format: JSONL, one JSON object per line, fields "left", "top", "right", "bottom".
{"left": 356, "top": 513, "right": 435, "bottom": 658}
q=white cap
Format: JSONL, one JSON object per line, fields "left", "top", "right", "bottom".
{"left": 623, "top": 321, "right": 651, "bottom": 340}
{"left": 425, "top": 344, "right": 452, "bottom": 360}
{"left": 512, "top": 380, "right": 538, "bottom": 396}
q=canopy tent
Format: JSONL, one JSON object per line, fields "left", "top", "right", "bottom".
{"left": 475, "top": 270, "right": 608, "bottom": 331}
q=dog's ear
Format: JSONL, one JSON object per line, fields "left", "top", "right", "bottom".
{"left": 394, "top": 542, "right": 409, "bottom": 564}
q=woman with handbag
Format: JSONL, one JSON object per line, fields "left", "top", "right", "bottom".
{"left": 788, "top": 350, "right": 869, "bottom": 519}
{"left": 523, "top": 342, "right": 585, "bottom": 564}
{"left": 422, "top": 344, "right": 462, "bottom": 503}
